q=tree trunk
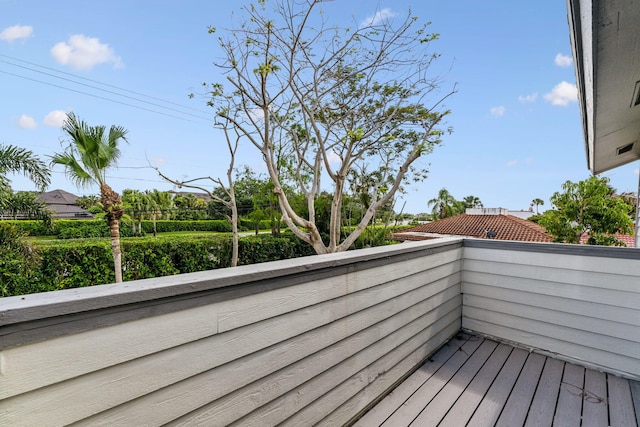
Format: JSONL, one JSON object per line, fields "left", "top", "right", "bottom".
{"left": 100, "top": 183, "right": 124, "bottom": 283}
{"left": 152, "top": 214, "right": 157, "bottom": 237}
{"left": 109, "top": 217, "right": 123, "bottom": 283}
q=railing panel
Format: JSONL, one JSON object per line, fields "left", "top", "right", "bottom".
{"left": 0, "top": 238, "right": 463, "bottom": 426}
{"left": 463, "top": 240, "right": 640, "bottom": 379}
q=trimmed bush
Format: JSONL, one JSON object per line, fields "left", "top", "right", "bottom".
{"left": 2, "top": 233, "right": 316, "bottom": 296}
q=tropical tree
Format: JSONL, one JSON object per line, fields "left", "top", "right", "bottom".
{"left": 173, "top": 193, "right": 207, "bottom": 220}
{"left": 145, "top": 189, "right": 174, "bottom": 236}
{"left": 427, "top": 188, "right": 458, "bottom": 220}
{"left": 75, "top": 194, "right": 100, "bottom": 210}
{"left": 462, "top": 195, "right": 483, "bottom": 210}
{"left": 202, "top": 0, "right": 454, "bottom": 254}
{"left": 0, "top": 144, "right": 51, "bottom": 219}
{"left": 122, "top": 189, "right": 148, "bottom": 236}
{"left": 531, "top": 198, "right": 544, "bottom": 214}
{"left": 51, "top": 112, "right": 129, "bottom": 283}
{"left": 3, "top": 191, "right": 52, "bottom": 225}
{"left": 537, "top": 176, "right": 633, "bottom": 246}
{"left": 0, "top": 144, "right": 51, "bottom": 194}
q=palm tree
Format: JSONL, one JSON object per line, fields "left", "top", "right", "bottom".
{"left": 531, "top": 198, "right": 545, "bottom": 214}
{"left": 0, "top": 144, "right": 51, "bottom": 192}
{"left": 427, "top": 188, "right": 458, "bottom": 220}
{"left": 51, "top": 113, "right": 129, "bottom": 283}
{"left": 145, "top": 189, "right": 174, "bottom": 236}
{"left": 462, "top": 195, "right": 483, "bottom": 210}
{"left": 0, "top": 144, "right": 51, "bottom": 222}
{"left": 122, "top": 189, "right": 147, "bottom": 236}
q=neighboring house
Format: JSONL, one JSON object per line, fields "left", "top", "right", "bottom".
{"left": 393, "top": 208, "right": 552, "bottom": 243}
{"left": 38, "top": 189, "right": 93, "bottom": 219}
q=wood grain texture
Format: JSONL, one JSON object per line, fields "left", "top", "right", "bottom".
{"left": 351, "top": 334, "right": 470, "bottom": 426}
{"left": 466, "top": 346, "right": 529, "bottom": 426}
{"left": 409, "top": 339, "right": 499, "bottom": 426}
{"left": 581, "top": 369, "right": 608, "bottom": 427}
{"left": 608, "top": 374, "right": 638, "bottom": 427}
{"left": 380, "top": 337, "right": 484, "bottom": 426}
{"left": 553, "top": 362, "right": 585, "bottom": 426}
{"left": 496, "top": 352, "right": 546, "bottom": 427}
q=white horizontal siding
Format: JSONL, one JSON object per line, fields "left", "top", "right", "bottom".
{"left": 0, "top": 239, "right": 463, "bottom": 426}
{"left": 462, "top": 245, "right": 640, "bottom": 379}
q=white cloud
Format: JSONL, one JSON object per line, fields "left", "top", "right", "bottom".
{"left": 506, "top": 160, "right": 518, "bottom": 167}
{"left": 361, "top": 8, "right": 397, "bottom": 27}
{"left": 490, "top": 106, "right": 505, "bottom": 117}
{"left": 544, "top": 81, "right": 578, "bottom": 106}
{"left": 554, "top": 53, "right": 573, "bottom": 67}
{"left": 150, "top": 157, "right": 166, "bottom": 167}
{"left": 44, "top": 110, "right": 67, "bottom": 127}
{"left": 327, "top": 150, "right": 342, "bottom": 165}
{"left": 18, "top": 114, "right": 37, "bottom": 129}
{"left": 51, "top": 34, "right": 123, "bottom": 70}
{"left": 0, "top": 25, "right": 33, "bottom": 42}
{"left": 518, "top": 93, "right": 538, "bottom": 104}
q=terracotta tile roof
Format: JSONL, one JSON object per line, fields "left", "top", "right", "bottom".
{"left": 579, "top": 232, "right": 636, "bottom": 248}
{"left": 394, "top": 214, "right": 552, "bottom": 242}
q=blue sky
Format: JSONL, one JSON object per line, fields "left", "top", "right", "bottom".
{"left": 2, "top": 0, "right": 638, "bottom": 215}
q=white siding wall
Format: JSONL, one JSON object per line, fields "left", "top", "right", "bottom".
{"left": 462, "top": 241, "right": 640, "bottom": 380}
{"left": 0, "top": 238, "right": 463, "bottom": 427}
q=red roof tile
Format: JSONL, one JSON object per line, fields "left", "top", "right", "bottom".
{"left": 394, "top": 214, "right": 552, "bottom": 242}
{"left": 579, "top": 233, "right": 636, "bottom": 248}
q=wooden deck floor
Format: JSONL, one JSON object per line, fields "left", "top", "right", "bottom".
{"left": 353, "top": 334, "right": 640, "bottom": 427}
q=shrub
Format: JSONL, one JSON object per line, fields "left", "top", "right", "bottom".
{"left": 4, "top": 233, "right": 317, "bottom": 296}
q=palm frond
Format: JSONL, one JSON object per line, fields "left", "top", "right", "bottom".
{"left": 0, "top": 144, "right": 51, "bottom": 191}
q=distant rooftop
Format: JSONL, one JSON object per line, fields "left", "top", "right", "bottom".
{"left": 395, "top": 209, "right": 551, "bottom": 243}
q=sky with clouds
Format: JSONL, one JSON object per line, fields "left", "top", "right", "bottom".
{"left": 1, "top": 0, "right": 638, "bottom": 214}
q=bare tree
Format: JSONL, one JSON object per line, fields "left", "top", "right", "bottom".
{"left": 155, "top": 117, "right": 241, "bottom": 266}
{"left": 206, "top": 0, "right": 454, "bottom": 254}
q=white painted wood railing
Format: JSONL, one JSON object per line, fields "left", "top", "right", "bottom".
{"left": 462, "top": 240, "right": 640, "bottom": 380}
{"left": 0, "top": 238, "right": 638, "bottom": 426}
{"left": 0, "top": 237, "right": 463, "bottom": 426}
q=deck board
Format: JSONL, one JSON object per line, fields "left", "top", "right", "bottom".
{"left": 609, "top": 375, "right": 638, "bottom": 427}
{"left": 466, "top": 346, "right": 528, "bottom": 426}
{"left": 408, "top": 339, "right": 498, "bottom": 426}
{"left": 553, "top": 362, "right": 584, "bottom": 426}
{"left": 437, "top": 343, "right": 512, "bottom": 426}
{"left": 582, "top": 369, "right": 608, "bottom": 427}
{"left": 496, "top": 352, "right": 546, "bottom": 427}
{"left": 377, "top": 336, "right": 483, "bottom": 426}
{"left": 354, "top": 334, "right": 640, "bottom": 427}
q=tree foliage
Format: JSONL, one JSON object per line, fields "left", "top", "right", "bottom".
{"left": 204, "top": 0, "right": 454, "bottom": 254}
{"left": 51, "top": 112, "right": 129, "bottom": 282}
{"left": 537, "top": 176, "right": 633, "bottom": 246}
{"left": 0, "top": 144, "right": 51, "bottom": 193}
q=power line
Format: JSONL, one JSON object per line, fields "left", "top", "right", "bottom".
{"left": 0, "top": 59, "right": 208, "bottom": 120}
{"left": 0, "top": 68, "right": 205, "bottom": 123}
{"left": 0, "top": 56, "right": 215, "bottom": 123}
{"left": 0, "top": 58, "right": 212, "bottom": 122}
{"left": 0, "top": 53, "right": 211, "bottom": 115}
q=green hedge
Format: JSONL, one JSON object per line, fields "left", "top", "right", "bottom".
{"left": 3, "top": 233, "right": 316, "bottom": 296}
{"left": 140, "top": 220, "right": 232, "bottom": 233}
{"left": 1, "top": 219, "right": 235, "bottom": 238}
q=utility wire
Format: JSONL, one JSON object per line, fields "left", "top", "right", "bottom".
{"left": 0, "top": 69, "right": 205, "bottom": 123}
{"left": 0, "top": 52, "right": 212, "bottom": 116}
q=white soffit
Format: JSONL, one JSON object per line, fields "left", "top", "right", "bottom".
{"left": 568, "top": 0, "right": 640, "bottom": 174}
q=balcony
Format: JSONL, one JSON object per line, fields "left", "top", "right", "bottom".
{"left": 1, "top": 237, "right": 638, "bottom": 426}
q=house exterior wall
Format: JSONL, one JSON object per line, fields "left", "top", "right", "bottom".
{"left": 0, "top": 238, "right": 463, "bottom": 426}
{"left": 462, "top": 239, "right": 640, "bottom": 379}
